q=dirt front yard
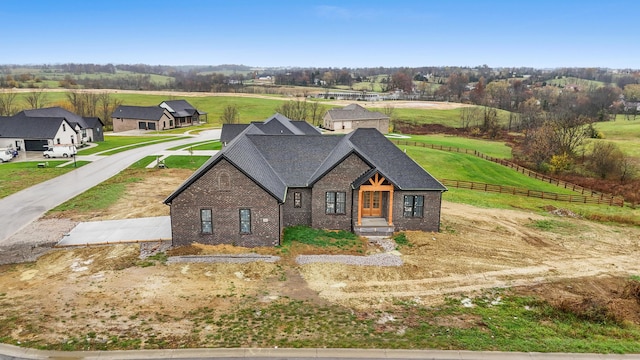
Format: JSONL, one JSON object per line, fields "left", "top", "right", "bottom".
{"left": 1, "top": 170, "right": 639, "bottom": 349}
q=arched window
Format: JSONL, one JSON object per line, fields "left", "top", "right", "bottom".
{"left": 218, "top": 172, "right": 230, "bottom": 190}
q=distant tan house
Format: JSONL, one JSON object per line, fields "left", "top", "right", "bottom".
{"left": 323, "top": 104, "right": 389, "bottom": 134}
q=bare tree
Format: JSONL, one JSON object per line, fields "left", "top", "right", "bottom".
{"left": 587, "top": 141, "right": 625, "bottom": 179}
{"left": 66, "top": 90, "right": 85, "bottom": 115}
{"left": 82, "top": 92, "right": 100, "bottom": 117}
{"left": 97, "top": 92, "right": 122, "bottom": 129}
{"left": 220, "top": 104, "right": 240, "bottom": 124}
{"left": 523, "top": 124, "right": 559, "bottom": 169}
{"left": 460, "top": 106, "right": 482, "bottom": 129}
{"left": 0, "top": 90, "right": 19, "bottom": 116}
{"left": 382, "top": 103, "right": 396, "bottom": 132}
{"left": 24, "top": 89, "right": 49, "bottom": 109}
{"left": 275, "top": 99, "right": 309, "bottom": 121}
{"left": 308, "top": 101, "right": 327, "bottom": 126}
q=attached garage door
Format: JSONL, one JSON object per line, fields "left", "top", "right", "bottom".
{"left": 138, "top": 121, "right": 147, "bottom": 130}
{"left": 147, "top": 122, "right": 156, "bottom": 130}
{"left": 24, "top": 140, "right": 49, "bottom": 151}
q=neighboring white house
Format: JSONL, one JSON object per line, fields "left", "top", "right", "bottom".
{"left": 0, "top": 113, "right": 77, "bottom": 151}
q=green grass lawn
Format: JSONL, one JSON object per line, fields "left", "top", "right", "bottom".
{"left": 168, "top": 140, "right": 221, "bottom": 151}
{"left": 372, "top": 106, "right": 513, "bottom": 129}
{"left": 393, "top": 134, "right": 513, "bottom": 159}
{"left": 161, "top": 155, "right": 211, "bottom": 169}
{"left": 406, "top": 146, "right": 575, "bottom": 193}
{"left": 128, "top": 156, "right": 158, "bottom": 169}
{"left": 188, "top": 141, "right": 222, "bottom": 151}
{"left": 405, "top": 144, "right": 640, "bottom": 224}
{"left": 0, "top": 161, "right": 73, "bottom": 199}
{"left": 78, "top": 135, "right": 185, "bottom": 155}
{"left": 48, "top": 169, "right": 146, "bottom": 214}
{"left": 584, "top": 118, "right": 640, "bottom": 160}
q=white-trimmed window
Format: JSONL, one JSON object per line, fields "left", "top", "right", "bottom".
{"left": 239, "top": 209, "right": 251, "bottom": 234}
{"left": 200, "top": 209, "right": 212, "bottom": 234}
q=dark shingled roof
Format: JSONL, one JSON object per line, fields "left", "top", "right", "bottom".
{"left": 165, "top": 114, "right": 445, "bottom": 204}
{"left": 291, "top": 120, "right": 322, "bottom": 135}
{"left": 0, "top": 112, "right": 69, "bottom": 139}
{"left": 220, "top": 114, "right": 320, "bottom": 145}
{"left": 220, "top": 124, "right": 250, "bottom": 144}
{"left": 111, "top": 105, "right": 166, "bottom": 121}
{"left": 326, "top": 103, "right": 389, "bottom": 121}
{"left": 21, "top": 107, "right": 101, "bottom": 129}
{"left": 83, "top": 117, "right": 104, "bottom": 128}
{"left": 161, "top": 99, "right": 205, "bottom": 117}
{"left": 347, "top": 128, "right": 444, "bottom": 190}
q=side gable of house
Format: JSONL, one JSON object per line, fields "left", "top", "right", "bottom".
{"left": 323, "top": 104, "right": 390, "bottom": 133}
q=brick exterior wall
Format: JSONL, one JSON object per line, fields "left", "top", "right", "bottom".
{"left": 311, "top": 153, "right": 371, "bottom": 230}
{"left": 392, "top": 191, "right": 442, "bottom": 232}
{"left": 169, "top": 159, "right": 281, "bottom": 247}
{"left": 112, "top": 113, "right": 175, "bottom": 132}
{"left": 282, "top": 188, "right": 312, "bottom": 227}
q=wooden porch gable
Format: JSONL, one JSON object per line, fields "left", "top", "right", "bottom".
{"left": 357, "top": 173, "right": 394, "bottom": 226}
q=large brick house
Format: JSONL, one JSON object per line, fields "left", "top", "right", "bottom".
{"left": 164, "top": 114, "right": 446, "bottom": 247}
{"left": 111, "top": 99, "right": 206, "bottom": 132}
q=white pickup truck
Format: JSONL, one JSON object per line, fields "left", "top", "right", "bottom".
{"left": 43, "top": 145, "right": 77, "bottom": 158}
{"left": 0, "top": 149, "right": 13, "bottom": 163}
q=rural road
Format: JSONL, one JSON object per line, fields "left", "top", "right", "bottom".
{"left": 2, "top": 344, "right": 639, "bottom": 360}
{"left": 0, "top": 129, "right": 221, "bottom": 243}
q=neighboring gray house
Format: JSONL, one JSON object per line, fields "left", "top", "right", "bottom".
{"left": 164, "top": 114, "right": 446, "bottom": 248}
{"left": 160, "top": 100, "right": 207, "bottom": 127}
{"left": 0, "top": 107, "right": 104, "bottom": 151}
{"left": 323, "top": 104, "right": 390, "bottom": 134}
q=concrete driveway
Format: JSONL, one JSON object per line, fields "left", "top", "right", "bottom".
{"left": 0, "top": 129, "right": 220, "bottom": 243}
{"left": 57, "top": 216, "right": 171, "bottom": 246}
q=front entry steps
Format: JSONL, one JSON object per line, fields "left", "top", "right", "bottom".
{"left": 354, "top": 217, "right": 394, "bottom": 237}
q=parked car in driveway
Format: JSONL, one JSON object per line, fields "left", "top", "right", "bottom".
{"left": 43, "top": 145, "right": 77, "bottom": 158}
{"left": 0, "top": 149, "right": 13, "bottom": 163}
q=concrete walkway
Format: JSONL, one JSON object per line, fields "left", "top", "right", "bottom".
{"left": 57, "top": 216, "right": 171, "bottom": 246}
{"left": 1, "top": 344, "right": 638, "bottom": 360}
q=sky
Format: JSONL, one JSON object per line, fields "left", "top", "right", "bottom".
{"left": 1, "top": 0, "right": 638, "bottom": 69}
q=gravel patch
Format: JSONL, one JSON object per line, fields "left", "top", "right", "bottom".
{"left": 139, "top": 241, "right": 173, "bottom": 259}
{"left": 0, "top": 218, "right": 78, "bottom": 265}
{"left": 368, "top": 236, "right": 397, "bottom": 252}
{"left": 296, "top": 253, "right": 403, "bottom": 266}
{"left": 167, "top": 254, "right": 280, "bottom": 264}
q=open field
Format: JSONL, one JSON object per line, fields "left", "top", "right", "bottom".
{"left": 545, "top": 77, "right": 608, "bottom": 89}
{"left": 396, "top": 134, "right": 513, "bottom": 159}
{"left": 9, "top": 89, "right": 470, "bottom": 127}
{"left": 591, "top": 117, "right": 640, "bottom": 161}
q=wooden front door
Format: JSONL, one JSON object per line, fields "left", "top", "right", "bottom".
{"left": 362, "top": 191, "right": 382, "bottom": 217}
